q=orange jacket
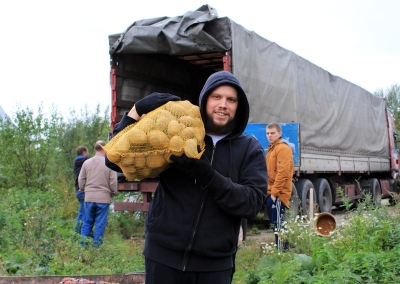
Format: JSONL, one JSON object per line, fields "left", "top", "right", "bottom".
{"left": 266, "top": 138, "right": 294, "bottom": 208}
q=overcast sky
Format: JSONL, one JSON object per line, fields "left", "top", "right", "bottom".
{"left": 0, "top": 0, "right": 399, "bottom": 117}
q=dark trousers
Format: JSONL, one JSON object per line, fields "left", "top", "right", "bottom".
{"left": 145, "top": 258, "right": 233, "bottom": 284}
{"left": 266, "top": 195, "right": 287, "bottom": 248}
{"left": 74, "top": 190, "right": 85, "bottom": 234}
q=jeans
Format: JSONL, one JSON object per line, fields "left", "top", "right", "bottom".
{"left": 266, "top": 195, "right": 288, "bottom": 248}
{"left": 80, "top": 202, "right": 110, "bottom": 247}
{"left": 74, "top": 190, "right": 85, "bottom": 234}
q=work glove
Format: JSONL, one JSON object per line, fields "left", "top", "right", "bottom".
{"left": 135, "top": 92, "right": 181, "bottom": 116}
{"left": 170, "top": 153, "right": 215, "bottom": 185}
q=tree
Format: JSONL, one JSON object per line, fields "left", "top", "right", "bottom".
{"left": 375, "top": 84, "right": 400, "bottom": 130}
{"left": 55, "top": 104, "right": 110, "bottom": 182}
{"left": 0, "top": 103, "right": 110, "bottom": 190}
{"left": 0, "top": 104, "right": 60, "bottom": 189}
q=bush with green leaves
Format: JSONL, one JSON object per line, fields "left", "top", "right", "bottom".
{"left": 0, "top": 186, "right": 145, "bottom": 276}
{"left": 0, "top": 103, "right": 110, "bottom": 191}
{"left": 0, "top": 104, "right": 148, "bottom": 277}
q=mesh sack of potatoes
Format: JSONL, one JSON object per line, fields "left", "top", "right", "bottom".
{"left": 103, "top": 100, "right": 206, "bottom": 181}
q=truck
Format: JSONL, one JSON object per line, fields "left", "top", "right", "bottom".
{"left": 107, "top": 4, "right": 400, "bottom": 216}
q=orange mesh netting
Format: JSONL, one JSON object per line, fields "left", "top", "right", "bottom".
{"left": 103, "top": 100, "right": 205, "bottom": 180}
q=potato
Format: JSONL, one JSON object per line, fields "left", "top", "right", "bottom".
{"left": 124, "top": 166, "right": 137, "bottom": 174}
{"left": 134, "top": 155, "right": 146, "bottom": 168}
{"left": 167, "top": 102, "right": 186, "bottom": 117}
{"left": 148, "top": 130, "right": 170, "bottom": 150}
{"left": 136, "top": 167, "right": 152, "bottom": 181}
{"left": 177, "top": 100, "right": 193, "bottom": 109}
{"left": 124, "top": 171, "right": 137, "bottom": 181}
{"left": 184, "top": 138, "right": 200, "bottom": 158}
{"left": 126, "top": 128, "right": 147, "bottom": 145}
{"left": 167, "top": 120, "right": 184, "bottom": 137}
{"left": 121, "top": 155, "right": 135, "bottom": 166}
{"left": 169, "top": 136, "right": 185, "bottom": 151}
{"left": 106, "top": 151, "right": 121, "bottom": 163}
{"left": 180, "top": 127, "right": 195, "bottom": 139}
{"left": 193, "top": 127, "right": 205, "bottom": 142}
{"left": 114, "top": 138, "right": 131, "bottom": 153}
{"left": 146, "top": 154, "right": 166, "bottom": 169}
{"left": 179, "top": 115, "right": 196, "bottom": 127}
{"left": 187, "top": 105, "right": 201, "bottom": 117}
{"left": 155, "top": 109, "right": 175, "bottom": 120}
{"left": 192, "top": 118, "right": 204, "bottom": 128}
{"left": 122, "top": 164, "right": 137, "bottom": 180}
{"left": 136, "top": 117, "right": 154, "bottom": 132}
{"left": 155, "top": 116, "right": 171, "bottom": 130}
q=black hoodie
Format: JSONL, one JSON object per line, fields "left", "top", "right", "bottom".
{"left": 143, "top": 71, "right": 268, "bottom": 272}
{"left": 74, "top": 155, "right": 89, "bottom": 190}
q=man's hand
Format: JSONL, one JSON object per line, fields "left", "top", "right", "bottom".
{"left": 135, "top": 92, "right": 181, "bottom": 116}
{"left": 170, "top": 153, "right": 215, "bottom": 185}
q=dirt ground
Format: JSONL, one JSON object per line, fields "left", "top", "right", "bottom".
{"left": 246, "top": 229, "right": 274, "bottom": 244}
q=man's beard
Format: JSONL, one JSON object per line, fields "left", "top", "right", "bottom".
{"left": 205, "top": 114, "right": 237, "bottom": 135}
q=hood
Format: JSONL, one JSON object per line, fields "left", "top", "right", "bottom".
{"left": 198, "top": 71, "right": 249, "bottom": 137}
{"left": 281, "top": 138, "right": 296, "bottom": 153}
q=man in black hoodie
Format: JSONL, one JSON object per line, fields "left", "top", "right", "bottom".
{"left": 107, "top": 71, "right": 267, "bottom": 284}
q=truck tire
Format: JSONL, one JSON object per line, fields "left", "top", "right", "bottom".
{"left": 295, "top": 179, "right": 317, "bottom": 216}
{"left": 312, "top": 178, "right": 332, "bottom": 213}
{"left": 368, "top": 178, "right": 382, "bottom": 206}
{"left": 289, "top": 182, "right": 300, "bottom": 216}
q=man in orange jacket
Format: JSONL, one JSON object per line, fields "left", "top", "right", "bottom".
{"left": 266, "top": 122, "right": 294, "bottom": 249}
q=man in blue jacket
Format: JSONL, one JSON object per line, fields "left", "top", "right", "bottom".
{"left": 73, "top": 145, "right": 89, "bottom": 235}
{"left": 107, "top": 71, "right": 267, "bottom": 284}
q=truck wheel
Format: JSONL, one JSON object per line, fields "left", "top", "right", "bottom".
{"left": 368, "top": 178, "right": 382, "bottom": 206}
{"left": 312, "top": 178, "right": 332, "bottom": 213}
{"left": 295, "top": 179, "right": 317, "bottom": 216}
{"left": 289, "top": 182, "right": 300, "bottom": 216}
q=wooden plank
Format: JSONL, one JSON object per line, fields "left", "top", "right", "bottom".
{"left": 114, "top": 202, "right": 150, "bottom": 211}
{"left": 0, "top": 272, "right": 145, "bottom": 284}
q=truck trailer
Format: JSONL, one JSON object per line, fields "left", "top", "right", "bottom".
{"left": 108, "top": 5, "right": 400, "bottom": 215}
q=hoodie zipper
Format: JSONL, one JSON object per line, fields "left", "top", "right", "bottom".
{"left": 182, "top": 143, "right": 216, "bottom": 271}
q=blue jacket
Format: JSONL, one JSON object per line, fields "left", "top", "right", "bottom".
{"left": 110, "top": 71, "right": 267, "bottom": 272}
{"left": 74, "top": 155, "right": 89, "bottom": 190}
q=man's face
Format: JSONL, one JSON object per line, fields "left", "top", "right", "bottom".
{"left": 266, "top": 127, "right": 281, "bottom": 144}
{"left": 205, "top": 85, "right": 238, "bottom": 135}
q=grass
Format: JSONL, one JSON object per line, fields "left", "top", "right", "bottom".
{"left": 233, "top": 228, "right": 275, "bottom": 283}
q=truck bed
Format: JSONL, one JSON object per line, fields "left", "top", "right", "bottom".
{"left": 109, "top": 5, "right": 390, "bottom": 161}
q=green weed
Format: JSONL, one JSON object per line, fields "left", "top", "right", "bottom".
{"left": 2, "top": 185, "right": 400, "bottom": 283}
{"left": 238, "top": 196, "right": 400, "bottom": 283}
